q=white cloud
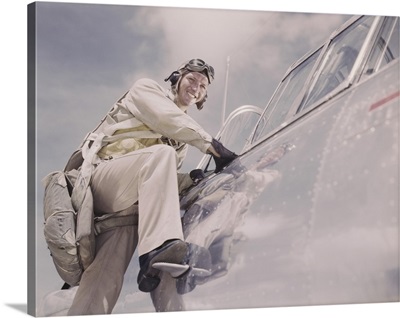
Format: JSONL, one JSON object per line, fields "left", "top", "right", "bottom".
{"left": 141, "top": 8, "right": 349, "bottom": 87}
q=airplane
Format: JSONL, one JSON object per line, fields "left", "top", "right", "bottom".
{"left": 146, "top": 13, "right": 400, "bottom": 312}
{"left": 38, "top": 13, "right": 399, "bottom": 315}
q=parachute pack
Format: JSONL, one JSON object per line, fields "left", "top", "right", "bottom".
{"left": 42, "top": 168, "right": 95, "bottom": 287}
{"left": 42, "top": 150, "right": 137, "bottom": 288}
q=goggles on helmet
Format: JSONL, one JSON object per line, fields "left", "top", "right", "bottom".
{"left": 179, "top": 59, "right": 215, "bottom": 84}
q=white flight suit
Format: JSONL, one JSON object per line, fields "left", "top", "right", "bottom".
{"left": 67, "top": 78, "right": 212, "bottom": 315}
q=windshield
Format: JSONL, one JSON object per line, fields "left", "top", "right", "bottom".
{"left": 301, "top": 16, "right": 375, "bottom": 109}
{"left": 251, "top": 16, "right": 376, "bottom": 146}
{"left": 252, "top": 48, "right": 321, "bottom": 143}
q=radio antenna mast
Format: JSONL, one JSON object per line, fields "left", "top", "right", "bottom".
{"left": 221, "top": 56, "right": 230, "bottom": 127}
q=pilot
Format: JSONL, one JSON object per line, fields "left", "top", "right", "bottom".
{"left": 67, "top": 58, "right": 237, "bottom": 315}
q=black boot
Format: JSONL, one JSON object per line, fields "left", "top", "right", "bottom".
{"left": 137, "top": 240, "right": 212, "bottom": 294}
{"left": 137, "top": 239, "right": 189, "bottom": 292}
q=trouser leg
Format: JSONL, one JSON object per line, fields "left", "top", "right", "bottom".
{"left": 136, "top": 145, "right": 184, "bottom": 255}
{"left": 68, "top": 225, "right": 138, "bottom": 315}
{"left": 90, "top": 144, "right": 184, "bottom": 256}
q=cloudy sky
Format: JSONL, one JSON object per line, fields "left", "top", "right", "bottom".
{"left": 34, "top": 4, "right": 350, "bottom": 175}
{"left": 2, "top": 1, "right": 400, "bottom": 318}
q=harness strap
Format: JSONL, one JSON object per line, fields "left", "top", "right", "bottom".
{"left": 94, "top": 213, "right": 139, "bottom": 235}
{"left": 71, "top": 132, "right": 105, "bottom": 211}
{"left": 103, "top": 117, "right": 146, "bottom": 135}
{"left": 103, "top": 130, "right": 162, "bottom": 143}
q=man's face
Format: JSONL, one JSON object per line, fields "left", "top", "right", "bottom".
{"left": 176, "top": 72, "right": 209, "bottom": 107}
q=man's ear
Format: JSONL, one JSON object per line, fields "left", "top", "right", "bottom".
{"left": 196, "top": 93, "right": 207, "bottom": 110}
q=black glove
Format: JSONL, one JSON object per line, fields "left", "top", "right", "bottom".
{"left": 210, "top": 138, "right": 238, "bottom": 173}
{"left": 190, "top": 169, "right": 206, "bottom": 185}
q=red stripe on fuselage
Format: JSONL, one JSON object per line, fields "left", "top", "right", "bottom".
{"left": 369, "top": 91, "right": 400, "bottom": 111}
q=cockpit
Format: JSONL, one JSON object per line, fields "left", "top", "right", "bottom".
{"left": 245, "top": 15, "right": 399, "bottom": 149}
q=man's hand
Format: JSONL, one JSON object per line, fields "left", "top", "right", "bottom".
{"left": 207, "top": 138, "right": 238, "bottom": 173}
